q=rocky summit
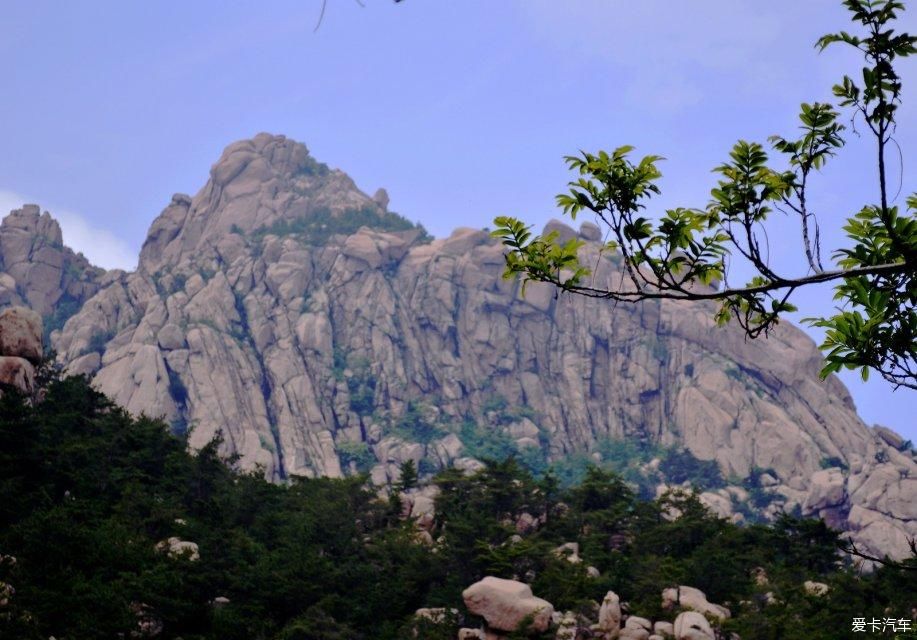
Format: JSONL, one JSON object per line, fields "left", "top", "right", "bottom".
{"left": 0, "top": 205, "right": 105, "bottom": 339}
{"left": 2, "top": 133, "right": 912, "bottom": 560}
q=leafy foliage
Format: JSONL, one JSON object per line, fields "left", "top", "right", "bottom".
{"left": 250, "top": 206, "right": 431, "bottom": 247}
{"left": 41, "top": 293, "right": 83, "bottom": 346}
{"left": 0, "top": 376, "right": 437, "bottom": 639}
{"left": 0, "top": 375, "right": 914, "bottom": 639}
{"left": 337, "top": 441, "right": 375, "bottom": 475}
{"left": 492, "top": 0, "right": 917, "bottom": 389}
{"left": 659, "top": 447, "right": 725, "bottom": 490}
{"left": 389, "top": 402, "right": 447, "bottom": 445}
{"left": 86, "top": 328, "right": 115, "bottom": 355}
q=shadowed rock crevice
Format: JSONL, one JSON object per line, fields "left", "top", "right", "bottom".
{"left": 233, "top": 287, "right": 286, "bottom": 481}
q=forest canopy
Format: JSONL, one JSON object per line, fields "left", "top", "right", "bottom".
{"left": 0, "top": 373, "right": 915, "bottom": 639}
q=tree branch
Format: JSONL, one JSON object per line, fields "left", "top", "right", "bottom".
{"left": 525, "top": 259, "right": 911, "bottom": 303}
{"left": 838, "top": 536, "right": 917, "bottom": 572}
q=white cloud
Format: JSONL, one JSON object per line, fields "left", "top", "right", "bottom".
{"left": 0, "top": 190, "right": 136, "bottom": 271}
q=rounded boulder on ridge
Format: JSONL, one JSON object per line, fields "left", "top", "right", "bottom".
{"left": 462, "top": 576, "right": 553, "bottom": 633}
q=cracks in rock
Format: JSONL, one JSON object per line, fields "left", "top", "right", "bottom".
{"left": 164, "top": 362, "right": 190, "bottom": 437}
{"left": 656, "top": 310, "right": 671, "bottom": 439}
{"left": 232, "top": 288, "right": 286, "bottom": 481}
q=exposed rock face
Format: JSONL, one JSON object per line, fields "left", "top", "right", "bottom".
{"left": 0, "top": 306, "right": 42, "bottom": 395}
{"left": 804, "top": 467, "right": 846, "bottom": 512}
{"left": 673, "top": 612, "right": 714, "bottom": 640}
{"left": 0, "top": 205, "right": 105, "bottom": 335}
{"left": 413, "top": 607, "right": 457, "bottom": 624}
{"left": 597, "top": 590, "right": 622, "bottom": 634}
{"left": 37, "top": 133, "right": 915, "bottom": 559}
{"left": 0, "top": 307, "right": 42, "bottom": 363}
{"left": 136, "top": 134, "right": 380, "bottom": 273}
{"left": 555, "top": 611, "right": 578, "bottom": 640}
{"left": 661, "top": 586, "right": 729, "bottom": 622}
{"left": 462, "top": 576, "right": 554, "bottom": 633}
{"left": 623, "top": 615, "right": 652, "bottom": 639}
{"left": 155, "top": 537, "right": 199, "bottom": 561}
{"left": 803, "top": 580, "right": 829, "bottom": 596}
{"left": 0, "top": 356, "right": 35, "bottom": 395}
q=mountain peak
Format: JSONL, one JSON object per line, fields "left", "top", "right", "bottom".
{"left": 211, "top": 133, "right": 319, "bottom": 183}
{"left": 139, "top": 133, "right": 423, "bottom": 272}
{"left": 0, "top": 204, "right": 104, "bottom": 336}
{"left": 1, "top": 203, "right": 64, "bottom": 247}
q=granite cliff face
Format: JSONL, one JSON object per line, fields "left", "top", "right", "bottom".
{"left": 3, "top": 133, "right": 911, "bottom": 560}
{"left": 0, "top": 205, "right": 105, "bottom": 339}
{"left": 0, "top": 306, "right": 43, "bottom": 396}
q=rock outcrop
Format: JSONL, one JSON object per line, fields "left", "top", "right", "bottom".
{"left": 0, "top": 306, "right": 43, "bottom": 395}
{"left": 462, "top": 576, "right": 553, "bottom": 633}
{"left": 7, "top": 132, "right": 905, "bottom": 560}
{"left": 0, "top": 205, "right": 105, "bottom": 337}
{"left": 673, "top": 611, "right": 714, "bottom": 640}
{"left": 597, "top": 590, "right": 622, "bottom": 635}
{"left": 451, "top": 580, "right": 745, "bottom": 640}
{"left": 155, "top": 537, "right": 200, "bottom": 562}
{"left": 661, "top": 586, "right": 729, "bottom": 622}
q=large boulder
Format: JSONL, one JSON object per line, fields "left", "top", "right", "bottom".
{"left": 662, "top": 586, "right": 729, "bottom": 621}
{"left": 0, "top": 307, "right": 42, "bottom": 363}
{"left": 873, "top": 425, "right": 905, "bottom": 450}
{"left": 803, "top": 580, "right": 829, "bottom": 597}
{"left": 597, "top": 590, "right": 622, "bottom": 635}
{"left": 625, "top": 617, "right": 652, "bottom": 632}
{"left": 542, "top": 219, "right": 577, "bottom": 245}
{"left": 462, "top": 576, "right": 554, "bottom": 633}
{"left": 0, "top": 207, "right": 105, "bottom": 317}
{"left": 579, "top": 221, "right": 602, "bottom": 242}
{"left": 673, "top": 612, "right": 714, "bottom": 640}
{"left": 0, "top": 356, "right": 35, "bottom": 395}
{"left": 555, "top": 611, "right": 578, "bottom": 640}
{"left": 803, "top": 467, "right": 846, "bottom": 512}
{"left": 621, "top": 615, "right": 652, "bottom": 639}
{"left": 413, "top": 607, "right": 456, "bottom": 624}
{"left": 553, "top": 542, "right": 582, "bottom": 564}
{"left": 155, "top": 537, "right": 199, "bottom": 561}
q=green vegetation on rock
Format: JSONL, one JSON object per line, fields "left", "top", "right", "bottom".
{"left": 250, "top": 206, "right": 431, "bottom": 247}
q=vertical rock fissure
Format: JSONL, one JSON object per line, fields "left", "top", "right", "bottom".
{"left": 655, "top": 305, "right": 670, "bottom": 442}
{"left": 233, "top": 289, "right": 287, "bottom": 481}
{"left": 164, "top": 362, "right": 190, "bottom": 436}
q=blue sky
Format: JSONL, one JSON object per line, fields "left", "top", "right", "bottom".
{"left": 2, "top": 0, "right": 915, "bottom": 440}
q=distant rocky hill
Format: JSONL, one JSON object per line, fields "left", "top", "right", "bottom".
{"left": 0, "top": 205, "right": 105, "bottom": 342}
{"left": 2, "top": 133, "right": 914, "bottom": 560}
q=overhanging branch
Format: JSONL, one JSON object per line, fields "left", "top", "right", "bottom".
{"left": 520, "top": 259, "right": 912, "bottom": 303}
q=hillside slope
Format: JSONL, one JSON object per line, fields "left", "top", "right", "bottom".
{"left": 4, "top": 375, "right": 913, "bottom": 640}
{"left": 1, "top": 133, "right": 908, "bottom": 559}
